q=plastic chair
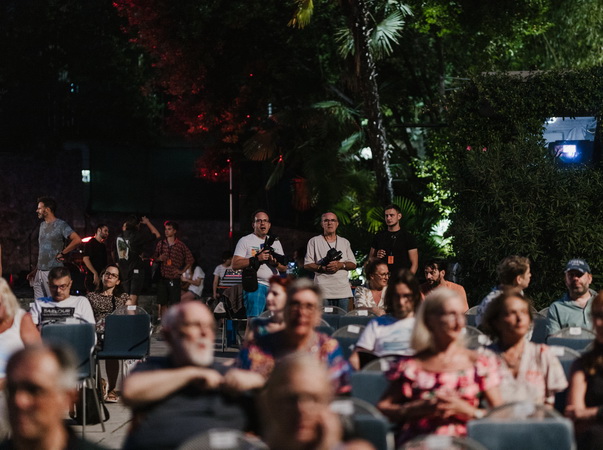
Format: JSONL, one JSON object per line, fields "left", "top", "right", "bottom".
{"left": 178, "top": 428, "right": 268, "bottom": 450}
{"left": 539, "top": 306, "right": 549, "bottom": 317}
{"left": 41, "top": 323, "right": 105, "bottom": 436}
{"left": 530, "top": 312, "right": 549, "bottom": 344}
{"left": 463, "top": 326, "right": 491, "bottom": 349}
{"left": 351, "top": 371, "right": 388, "bottom": 406}
{"left": 321, "top": 314, "right": 341, "bottom": 330}
{"left": 345, "top": 309, "right": 376, "bottom": 317}
{"left": 96, "top": 314, "right": 151, "bottom": 384}
{"left": 333, "top": 324, "right": 365, "bottom": 338}
{"left": 339, "top": 315, "right": 373, "bottom": 328}
{"left": 549, "top": 345, "right": 580, "bottom": 412}
{"left": 402, "top": 435, "right": 487, "bottom": 449}
{"left": 546, "top": 327, "right": 595, "bottom": 352}
{"left": 334, "top": 336, "right": 357, "bottom": 360}
{"left": 258, "top": 310, "right": 273, "bottom": 318}
{"left": 362, "top": 356, "right": 399, "bottom": 372}
{"left": 465, "top": 305, "right": 479, "bottom": 327}
{"left": 315, "top": 325, "right": 335, "bottom": 336}
{"left": 322, "top": 306, "right": 347, "bottom": 315}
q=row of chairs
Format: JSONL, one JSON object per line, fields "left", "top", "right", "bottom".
{"left": 40, "top": 308, "right": 152, "bottom": 437}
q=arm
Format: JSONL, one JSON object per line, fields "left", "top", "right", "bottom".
{"left": 565, "top": 363, "right": 598, "bottom": 422}
{"left": 82, "top": 256, "right": 100, "bottom": 287}
{"left": 213, "top": 274, "right": 220, "bottom": 298}
{"left": 122, "top": 366, "right": 224, "bottom": 408}
{"left": 377, "top": 380, "right": 438, "bottom": 422}
{"left": 140, "top": 216, "right": 161, "bottom": 239}
{"left": 57, "top": 231, "right": 82, "bottom": 260}
{"left": 19, "top": 313, "right": 41, "bottom": 344}
{"left": 408, "top": 248, "right": 419, "bottom": 275}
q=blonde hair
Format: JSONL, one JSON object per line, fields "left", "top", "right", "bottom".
{"left": 410, "top": 288, "right": 465, "bottom": 353}
{"left": 0, "top": 278, "right": 21, "bottom": 319}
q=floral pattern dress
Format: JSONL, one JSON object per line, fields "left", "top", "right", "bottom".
{"left": 86, "top": 292, "right": 129, "bottom": 335}
{"left": 386, "top": 352, "right": 501, "bottom": 444}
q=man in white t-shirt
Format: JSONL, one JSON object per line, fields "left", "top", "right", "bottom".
{"left": 304, "top": 212, "right": 357, "bottom": 311}
{"left": 30, "top": 267, "right": 95, "bottom": 326}
{"left": 232, "top": 210, "right": 286, "bottom": 318}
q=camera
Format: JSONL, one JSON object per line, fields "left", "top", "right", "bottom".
{"left": 248, "top": 234, "right": 288, "bottom": 271}
{"left": 319, "top": 247, "right": 343, "bottom": 266}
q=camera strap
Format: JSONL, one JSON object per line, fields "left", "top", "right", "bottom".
{"left": 323, "top": 235, "right": 337, "bottom": 250}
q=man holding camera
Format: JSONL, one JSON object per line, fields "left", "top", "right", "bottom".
{"left": 232, "top": 210, "right": 287, "bottom": 319}
{"left": 304, "top": 212, "right": 357, "bottom": 311}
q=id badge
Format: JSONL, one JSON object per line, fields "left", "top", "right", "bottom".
{"left": 166, "top": 259, "right": 173, "bottom": 266}
{"left": 388, "top": 256, "right": 395, "bottom": 265}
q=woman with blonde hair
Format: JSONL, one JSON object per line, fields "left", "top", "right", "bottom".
{"left": 378, "top": 288, "right": 502, "bottom": 445}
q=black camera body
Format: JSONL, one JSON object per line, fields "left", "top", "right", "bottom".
{"left": 248, "top": 234, "right": 288, "bottom": 271}
{"left": 319, "top": 247, "right": 343, "bottom": 266}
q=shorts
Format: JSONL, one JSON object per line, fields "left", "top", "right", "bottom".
{"left": 157, "top": 278, "right": 181, "bottom": 306}
{"left": 119, "top": 261, "right": 145, "bottom": 296}
{"left": 243, "top": 283, "right": 268, "bottom": 317}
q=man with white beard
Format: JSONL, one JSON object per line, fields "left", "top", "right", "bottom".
{"left": 122, "top": 302, "right": 255, "bottom": 449}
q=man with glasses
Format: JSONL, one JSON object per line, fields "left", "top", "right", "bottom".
{"left": 420, "top": 259, "right": 468, "bottom": 311}
{"left": 304, "top": 212, "right": 357, "bottom": 311}
{"left": 30, "top": 267, "right": 95, "bottom": 326}
{"left": 232, "top": 210, "right": 286, "bottom": 319}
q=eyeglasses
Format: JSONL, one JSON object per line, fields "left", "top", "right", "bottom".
{"left": 374, "top": 272, "right": 390, "bottom": 278}
{"left": 322, "top": 219, "right": 338, "bottom": 223}
{"left": 49, "top": 283, "right": 70, "bottom": 291}
{"left": 254, "top": 219, "right": 270, "bottom": 223}
{"left": 288, "top": 301, "right": 318, "bottom": 313}
{"left": 104, "top": 272, "right": 119, "bottom": 279}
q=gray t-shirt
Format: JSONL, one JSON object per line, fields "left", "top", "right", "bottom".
{"left": 37, "top": 219, "right": 74, "bottom": 271}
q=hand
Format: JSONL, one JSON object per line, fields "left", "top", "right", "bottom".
{"left": 156, "top": 254, "right": 167, "bottom": 262}
{"left": 27, "top": 270, "right": 36, "bottom": 281}
{"left": 93, "top": 273, "right": 100, "bottom": 287}
{"left": 55, "top": 252, "right": 65, "bottom": 262}
{"left": 140, "top": 216, "right": 150, "bottom": 225}
{"left": 435, "top": 393, "right": 475, "bottom": 420}
{"left": 325, "top": 261, "right": 340, "bottom": 273}
{"left": 565, "top": 405, "right": 597, "bottom": 422}
{"left": 376, "top": 249, "right": 387, "bottom": 259}
{"left": 191, "top": 367, "right": 224, "bottom": 390}
{"left": 256, "top": 249, "right": 271, "bottom": 263}
{"left": 222, "top": 368, "right": 265, "bottom": 392}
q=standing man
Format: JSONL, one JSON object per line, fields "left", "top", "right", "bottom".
{"left": 232, "top": 210, "right": 286, "bottom": 320}
{"left": 369, "top": 204, "right": 418, "bottom": 276}
{"left": 420, "top": 259, "right": 469, "bottom": 311}
{"left": 154, "top": 221, "right": 194, "bottom": 320}
{"left": 82, "top": 224, "right": 109, "bottom": 293}
{"left": 546, "top": 259, "right": 596, "bottom": 336}
{"left": 304, "top": 212, "right": 357, "bottom": 311}
{"left": 26, "top": 196, "right": 82, "bottom": 301}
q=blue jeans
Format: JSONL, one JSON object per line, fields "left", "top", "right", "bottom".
{"left": 243, "top": 283, "right": 269, "bottom": 317}
{"left": 326, "top": 298, "right": 349, "bottom": 312}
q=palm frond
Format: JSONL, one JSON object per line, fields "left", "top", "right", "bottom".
{"left": 288, "top": 0, "right": 314, "bottom": 29}
{"left": 371, "top": 11, "right": 405, "bottom": 59}
{"left": 265, "top": 155, "right": 286, "bottom": 189}
{"left": 242, "top": 129, "right": 278, "bottom": 161}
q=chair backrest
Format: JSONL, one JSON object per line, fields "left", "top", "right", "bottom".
{"left": 315, "top": 325, "right": 335, "bottom": 336}
{"left": 362, "top": 356, "right": 399, "bottom": 372}
{"left": 538, "top": 307, "right": 549, "bottom": 317}
{"left": 334, "top": 336, "right": 357, "bottom": 360}
{"left": 339, "top": 315, "right": 373, "bottom": 328}
{"left": 345, "top": 309, "right": 375, "bottom": 317}
{"left": 178, "top": 428, "right": 268, "bottom": 450}
{"left": 322, "top": 306, "right": 347, "bottom": 315}
{"left": 549, "top": 346, "right": 580, "bottom": 413}
{"left": 467, "top": 418, "right": 575, "bottom": 450}
{"left": 258, "top": 310, "right": 273, "bottom": 318}
{"left": 41, "top": 323, "right": 96, "bottom": 379}
{"left": 530, "top": 314, "right": 549, "bottom": 344}
{"left": 112, "top": 305, "right": 149, "bottom": 315}
{"left": 100, "top": 314, "right": 151, "bottom": 359}
{"left": 333, "top": 324, "right": 365, "bottom": 338}
{"left": 351, "top": 371, "right": 388, "bottom": 406}
{"left": 321, "top": 313, "right": 341, "bottom": 330}
{"left": 546, "top": 327, "right": 595, "bottom": 352}
{"left": 465, "top": 306, "right": 479, "bottom": 327}
{"left": 463, "top": 326, "right": 491, "bottom": 349}
{"left": 402, "top": 435, "right": 487, "bottom": 449}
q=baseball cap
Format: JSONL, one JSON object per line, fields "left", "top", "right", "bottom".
{"left": 565, "top": 259, "right": 591, "bottom": 274}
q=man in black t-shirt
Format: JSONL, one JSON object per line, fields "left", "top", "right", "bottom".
{"left": 82, "top": 224, "right": 109, "bottom": 292}
{"left": 369, "top": 204, "right": 418, "bottom": 275}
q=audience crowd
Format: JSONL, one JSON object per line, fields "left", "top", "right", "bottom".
{"left": 0, "top": 197, "right": 601, "bottom": 449}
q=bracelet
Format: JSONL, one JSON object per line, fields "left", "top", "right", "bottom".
{"left": 342, "top": 262, "right": 346, "bottom": 270}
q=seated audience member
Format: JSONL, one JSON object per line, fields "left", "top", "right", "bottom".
{"left": 420, "top": 259, "right": 468, "bottom": 311}
{"left": 565, "top": 291, "right": 603, "bottom": 450}
{"left": 482, "top": 292, "right": 567, "bottom": 406}
{"left": 122, "top": 302, "right": 255, "bottom": 450}
{"left": 547, "top": 259, "right": 596, "bottom": 337}
{"left": 245, "top": 275, "right": 292, "bottom": 342}
{"left": 3, "top": 344, "right": 106, "bottom": 449}
{"left": 475, "top": 255, "right": 531, "bottom": 327}
{"left": 0, "top": 279, "right": 41, "bottom": 438}
{"left": 353, "top": 260, "right": 389, "bottom": 316}
{"left": 87, "top": 264, "right": 131, "bottom": 403}
{"left": 261, "top": 353, "right": 373, "bottom": 450}
{"left": 180, "top": 260, "right": 205, "bottom": 302}
{"left": 30, "top": 266, "right": 95, "bottom": 326}
{"left": 349, "top": 269, "right": 420, "bottom": 370}
{"left": 377, "top": 288, "right": 502, "bottom": 445}
{"left": 235, "top": 279, "right": 352, "bottom": 394}
{"left": 212, "top": 251, "right": 233, "bottom": 299}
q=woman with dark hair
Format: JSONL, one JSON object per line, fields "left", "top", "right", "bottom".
{"left": 245, "top": 275, "right": 293, "bottom": 342}
{"left": 482, "top": 292, "right": 566, "bottom": 406}
{"left": 565, "top": 291, "right": 603, "bottom": 449}
{"left": 378, "top": 288, "right": 502, "bottom": 445}
{"left": 353, "top": 260, "right": 389, "bottom": 316}
{"left": 349, "top": 269, "right": 421, "bottom": 370}
{"left": 87, "top": 264, "right": 131, "bottom": 402}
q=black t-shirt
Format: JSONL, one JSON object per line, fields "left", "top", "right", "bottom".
{"left": 83, "top": 238, "right": 107, "bottom": 274}
{"left": 116, "top": 229, "right": 156, "bottom": 271}
{"left": 371, "top": 229, "right": 418, "bottom": 275}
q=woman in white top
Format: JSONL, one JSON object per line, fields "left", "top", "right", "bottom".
{"left": 181, "top": 260, "right": 205, "bottom": 302}
{"left": 353, "top": 260, "right": 389, "bottom": 316}
{"left": 0, "top": 278, "right": 41, "bottom": 437}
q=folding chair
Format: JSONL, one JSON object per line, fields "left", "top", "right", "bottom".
{"left": 546, "top": 327, "right": 595, "bottom": 352}
{"left": 351, "top": 371, "right": 388, "bottom": 406}
{"left": 333, "top": 324, "right": 365, "bottom": 338}
{"left": 362, "top": 356, "right": 399, "bottom": 372}
{"left": 334, "top": 336, "right": 357, "bottom": 360}
{"left": 41, "top": 323, "right": 105, "bottom": 437}
{"left": 179, "top": 428, "right": 268, "bottom": 450}
{"left": 530, "top": 312, "right": 549, "bottom": 344}
{"left": 549, "top": 345, "right": 580, "bottom": 413}
{"left": 465, "top": 305, "right": 479, "bottom": 327}
{"left": 402, "top": 435, "right": 487, "bottom": 449}
{"left": 339, "top": 315, "right": 373, "bottom": 328}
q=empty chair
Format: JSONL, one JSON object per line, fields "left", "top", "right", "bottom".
{"left": 333, "top": 324, "right": 365, "bottom": 338}
{"left": 362, "top": 356, "right": 399, "bottom": 372}
{"left": 339, "top": 315, "right": 373, "bottom": 328}
{"left": 465, "top": 305, "right": 479, "bottom": 327}
{"left": 345, "top": 309, "right": 375, "bottom": 317}
{"left": 321, "top": 314, "right": 341, "bottom": 330}
{"left": 41, "top": 323, "right": 105, "bottom": 436}
{"left": 546, "top": 327, "right": 595, "bottom": 352}
{"left": 334, "top": 336, "right": 357, "bottom": 360}
{"left": 322, "top": 306, "right": 347, "bottom": 315}
{"left": 351, "top": 371, "right": 388, "bottom": 406}
{"left": 402, "top": 435, "right": 487, "bottom": 449}
{"left": 178, "top": 428, "right": 268, "bottom": 450}
{"left": 549, "top": 345, "right": 581, "bottom": 412}
{"left": 530, "top": 312, "right": 549, "bottom": 344}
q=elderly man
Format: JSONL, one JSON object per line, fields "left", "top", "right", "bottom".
{"left": 420, "top": 259, "right": 468, "bottom": 311}
{"left": 122, "top": 302, "right": 255, "bottom": 449}
{"left": 547, "top": 258, "right": 597, "bottom": 336}
{"left": 304, "top": 212, "right": 357, "bottom": 311}
{"left": 30, "top": 266, "right": 95, "bottom": 326}
{"left": 2, "top": 344, "right": 105, "bottom": 449}
{"left": 27, "top": 196, "right": 82, "bottom": 301}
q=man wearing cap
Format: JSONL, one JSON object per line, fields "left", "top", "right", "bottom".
{"left": 546, "top": 259, "right": 597, "bottom": 336}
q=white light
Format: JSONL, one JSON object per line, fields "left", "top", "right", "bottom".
{"left": 546, "top": 117, "right": 558, "bottom": 124}
{"left": 561, "top": 145, "right": 577, "bottom": 158}
{"left": 359, "top": 147, "right": 372, "bottom": 160}
{"left": 81, "top": 170, "right": 90, "bottom": 183}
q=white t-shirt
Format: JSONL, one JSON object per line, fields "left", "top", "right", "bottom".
{"left": 304, "top": 235, "right": 356, "bottom": 299}
{"left": 355, "top": 315, "right": 415, "bottom": 357}
{"left": 183, "top": 266, "right": 205, "bottom": 296}
{"left": 234, "top": 233, "right": 284, "bottom": 286}
{"left": 31, "top": 295, "right": 96, "bottom": 325}
{"left": 213, "top": 264, "right": 229, "bottom": 280}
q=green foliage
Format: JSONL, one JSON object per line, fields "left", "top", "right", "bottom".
{"left": 430, "top": 68, "right": 603, "bottom": 309}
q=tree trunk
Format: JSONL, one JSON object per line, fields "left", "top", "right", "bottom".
{"left": 341, "top": 0, "right": 394, "bottom": 204}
